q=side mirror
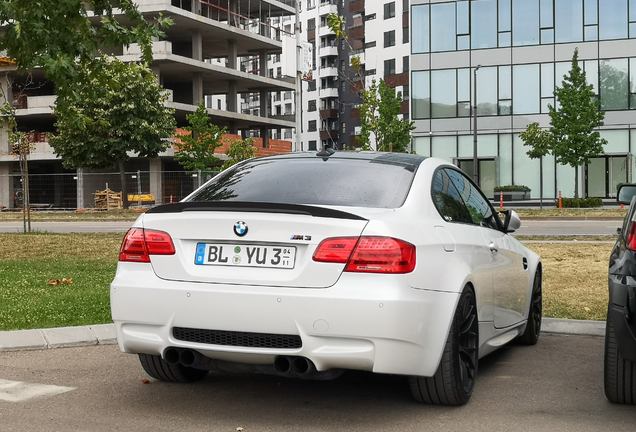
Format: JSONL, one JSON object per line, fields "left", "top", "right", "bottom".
{"left": 502, "top": 209, "right": 521, "bottom": 233}
{"left": 617, "top": 184, "right": 636, "bottom": 205}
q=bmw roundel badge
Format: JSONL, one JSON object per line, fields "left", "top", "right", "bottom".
{"left": 233, "top": 221, "right": 248, "bottom": 237}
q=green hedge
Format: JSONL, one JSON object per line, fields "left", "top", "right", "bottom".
{"left": 557, "top": 197, "right": 604, "bottom": 208}
{"left": 494, "top": 185, "right": 531, "bottom": 192}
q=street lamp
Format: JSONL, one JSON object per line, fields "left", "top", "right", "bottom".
{"left": 472, "top": 65, "right": 481, "bottom": 186}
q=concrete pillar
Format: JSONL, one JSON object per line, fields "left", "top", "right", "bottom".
{"left": 228, "top": 39, "right": 238, "bottom": 70}
{"left": 260, "top": 88, "right": 268, "bottom": 117}
{"left": 193, "top": 0, "right": 201, "bottom": 14}
{"left": 149, "top": 159, "right": 162, "bottom": 205}
{"left": 192, "top": 30, "right": 203, "bottom": 62}
{"left": 0, "top": 163, "right": 11, "bottom": 209}
{"left": 193, "top": 72, "right": 203, "bottom": 104}
{"left": 261, "top": 126, "right": 269, "bottom": 149}
{"left": 229, "top": 0, "right": 239, "bottom": 26}
{"left": 259, "top": 49, "right": 268, "bottom": 77}
{"left": 229, "top": 120, "right": 238, "bottom": 135}
{"left": 260, "top": 11, "right": 271, "bottom": 39}
{"left": 76, "top": 168, "right": 84, "bottom": 209}
{"left": 228, "top": 80, "right": 238, "bottom": 112}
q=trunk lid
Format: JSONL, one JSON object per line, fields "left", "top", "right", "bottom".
{"left": 141, "top": 203, "right": 370, "bottom": 288}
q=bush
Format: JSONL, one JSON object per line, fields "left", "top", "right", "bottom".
{"left": 494, "top": 185, "right": 531, "bottom": 192}
{"left": 557, "top": 197, "right": 603, "bottom": 208}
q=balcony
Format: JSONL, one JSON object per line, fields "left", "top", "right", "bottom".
{"left": 320, "top": 108, "right": 338, "bottom": 119}
{"left": 320, "top": 129, "right": 339, "bottom": 140}
{"left": 319, "top": 44, "right": 339, "bottom": 57}
{"left": 318, "top": 24, "right": 335, "bottom": 37}
{"left": 319, "top": 65, "right": 338, "bottom": 77}
{"left": 320, "top": 86, "right": 339, "bottom": 98}
{"left": 319, "top": 0, "right": 338, "bottom": 15}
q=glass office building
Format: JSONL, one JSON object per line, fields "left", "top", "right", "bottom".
{"left": 410, "top": 0, "right": 636, "bottom": 199}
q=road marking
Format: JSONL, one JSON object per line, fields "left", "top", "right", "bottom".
{"left": 0, "top": 379, "right": 74, "bottom": 402}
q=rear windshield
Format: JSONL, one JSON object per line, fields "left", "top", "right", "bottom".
{"left": 186, "top": 157, "right": 417, "bottom": 208}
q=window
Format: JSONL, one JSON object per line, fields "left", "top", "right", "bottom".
{"left": 600, "top": 0, "right": 628, "bottom": 40}
{"left": 412, "top": 5, "right": 429, "bottom": 53}
{"left": 601, "top": 59, "right": 629, "bottom": 110}
{"left": 384, "top": 2, "right": 396, "bottom": 19}
{"left": 555, "top": 0, "right": 583, "bottom": 43}
{"left": 307, "top": 18, "right": 315, "bottom": 31}
{"left": 341, "top": 122, "right": 346, "bottom": 133}
{"left": 412, "top": 71, "right": 430, "bottom": 119}
{"left": 365, "top": 13, "right": 376, "bottom": 21}
{"left": 472, "top": 0, "right": 497, "bottom": 49}
{"left": 512, "top": 0, "right": 539, "bottom": 46}
{"left": 432, "top": 169, "right": 473, "bottom": 224}
{"left": 308, "top": 120, "right": 317, "bottom": 131}
{"left": 308, "top": 100, "right": 317, "bottom": 112}
{"left": 513, "top": 64, "right": 540, "bottom": 114}
{"left": 384, "top": 58, "right": 396, "bottom": 76}
{"left": 384, "top": 30, "right": 396, "bottom": 47}
{"left": 431, "top": 3, "right": 456, "bottom": 51}
{"left": 431, "top": 70, "right": 456, "bottom": 118}
{"left": 403, "top": 56, "right": 409, "bottom": 74}
{"left": 308, "top": 140, "right": 317, "bottom": 150}
{"left": 365, "top": 41, "right": 377, "bottom": 49}
{"left": 403, "top": 26, "right": 409, "bottom": 43}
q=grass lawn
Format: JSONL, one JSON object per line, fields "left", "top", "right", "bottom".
{"left": 0, "top": 233, "right": 123, "bottom": 331}
{"left": 0, "top": 232, "right": 614, "bottom": 331}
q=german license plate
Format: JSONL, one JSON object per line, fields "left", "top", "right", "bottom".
{"left": 194, "top": 243, "right": 296, "bottom": 269}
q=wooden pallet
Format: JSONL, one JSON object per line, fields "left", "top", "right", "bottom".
{"left": 94, "top": 188, "right": 123, "bottom": 210}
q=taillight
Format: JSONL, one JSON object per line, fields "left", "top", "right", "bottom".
{"left": 312, "top": 237, "right": 359, "bottom": 263}
{"left": 627, "top": 222, "right": 636, "bottom": 251}
{"left": 119, "top": 228, "right": 175, "bottom": 262}
{"left": 313, "top": 236, "right": 416, "bottom": 274}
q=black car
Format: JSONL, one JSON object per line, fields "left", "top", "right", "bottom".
{"left": 606, "top": 184, "right": 636, "bottom": 404}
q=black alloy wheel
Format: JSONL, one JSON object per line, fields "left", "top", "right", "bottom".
{"left": 410, "top": 287, "right": 479, "bottom": 406}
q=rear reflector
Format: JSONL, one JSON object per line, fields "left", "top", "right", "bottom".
{"left": 313, "top": 236, "right": 416, "bottom": 274}
{"left": 627, "top": 222, "right": 636, "bottom": 251}
{"left": 119, "top": 228, "right": 175, "bottom": 262}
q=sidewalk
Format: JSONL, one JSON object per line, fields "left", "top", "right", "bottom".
{"left": 0, "top": 318, "right": 606, "bottom": 352}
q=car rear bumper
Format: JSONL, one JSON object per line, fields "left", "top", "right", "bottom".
{"left": 608, "top": 274, "right": 636, "bottom": 361}
{"left": 111, "top": 262, "right": 460, "bottom": 377}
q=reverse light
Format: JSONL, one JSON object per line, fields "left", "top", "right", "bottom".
{"left": 119, "top": 228, "right": 175, "bottom": 262}
{"left": 313, "top": 236, "right": 416, "bottom": 274}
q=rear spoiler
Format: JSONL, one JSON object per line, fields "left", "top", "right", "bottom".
{"left": 146, "top": 201, "right": 368, "bottom": 221}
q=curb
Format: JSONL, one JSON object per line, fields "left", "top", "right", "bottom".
{"left": 0, "top": 318, "right": 606, "bottom": 352}
{"left": 0, "top": 324, "right": 117, "bottom": 352}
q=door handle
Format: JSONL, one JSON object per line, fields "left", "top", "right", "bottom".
{"left": 489, "top": 242, "right": 498, "bottom": 253}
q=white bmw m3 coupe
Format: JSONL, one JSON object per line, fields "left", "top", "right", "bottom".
{"left": 111, "top": 151, "right": 542, "bottom": 406}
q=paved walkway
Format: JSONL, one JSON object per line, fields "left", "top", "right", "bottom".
{"left": 0, "top": 318, "right": 606, "bottom": 351}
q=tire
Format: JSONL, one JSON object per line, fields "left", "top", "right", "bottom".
{"left": 138, "top": 354, "right": 209, "bottom": 383}
{"left": 409, "top": 287, "right": 479, "bottom": 406}
{"left": 517, "top": 266, "right": 542, "bottom": 346}
{"left": 604, "top": 307, "right": 636, "bottom": 404}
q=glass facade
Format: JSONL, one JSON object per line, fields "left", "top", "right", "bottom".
{"left": 411, "top": 0, "right": 636, "bottom": 199}
{"left": 412, "top": 0, "right": 636, "bottom": 54}
{"left": 411, "top": 57, "right": 636, "bottom": 120}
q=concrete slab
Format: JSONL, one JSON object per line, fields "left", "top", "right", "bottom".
{"left": 88, "top": 324, "right": 117, "bottom": 344}
{"left": 42, "top": 326, "right": 98, "bottom": 348}
{"left": 543, "top": 317, "right": 606, "bottom": 336}
{"left": 0, "top": 329, "right": 48, "bottom": 351}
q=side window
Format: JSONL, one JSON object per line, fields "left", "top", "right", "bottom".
{"left": 445, "top": 169, "right": 501, "bottom": 231}
{"left": 432, "top": 169, "right": 473, "bottom": 224}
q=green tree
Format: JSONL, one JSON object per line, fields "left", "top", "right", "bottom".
{"left": 549, "top": 48, "right": 606, "bottom": 199}
{"left": 174, "top": 101, "right": 228, "bottom": 172}
{"left": 221, "top": 137, "right": 258, "bottom": 170}
{"left": 520, "top": 122, "right": 552, "bottom": 209}
{"left": 49, "top": 57, "right": 176, "bottom": 208}
{"left": 327, "top": 13, "right": 413, "bottom": 152}
{"left": 0, "top": 1, "right": 171, "bottom": 84}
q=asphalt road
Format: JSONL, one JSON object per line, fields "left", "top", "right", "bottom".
{"left": 0, "top": 333, "right": 634, "bottom": 432}
{"left": 0, "top": 219, "right": 625, "bottom": 236}
{"left": 514, "top": 219, "right": 622, "bottom": 236}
